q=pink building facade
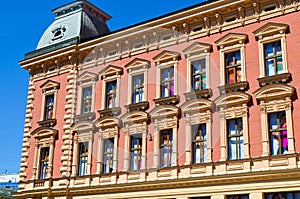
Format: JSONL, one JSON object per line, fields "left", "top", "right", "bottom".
{"left": 17, "top": 0, "right": 300, "bottom": 198}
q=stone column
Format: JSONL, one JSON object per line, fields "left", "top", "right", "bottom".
{"left": 153, "top": 125, "right": 160, "bottom": 168}
{"left": 184, "top": 116, "right": 192, "bottom": 165}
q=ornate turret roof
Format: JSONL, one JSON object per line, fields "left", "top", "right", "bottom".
{"left": 36, "top": 0, "right": 111, "bottom": 50}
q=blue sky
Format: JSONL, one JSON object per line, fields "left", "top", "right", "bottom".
{"left": 0, "top": 0, "right": 203, "bottom": 174}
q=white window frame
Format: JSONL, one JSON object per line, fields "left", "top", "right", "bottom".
{"left": 40, "top": 80, "right": 60, "bottom": 121}
{"left": 183, "top": 42, "right": 212, "bottom": 92}
{"left": 215, "top": 33, "right": 247, "bottom": 86}
{"left": 99, "top": 65, "right": 123, "bottom": 110}
{"left": 153, "top": 51, "right": 180, "bottom": 99}
{"left": 253, "top": 22, "right": 289, "bottom": 78}
{"left": 125, "top": 58, "right": 150, "bottom": 105}
{"left": 76, "top": 72, "right": 98, "bottom": 115}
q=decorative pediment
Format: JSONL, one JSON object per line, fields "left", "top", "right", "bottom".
{"left": 95, "top": 116, "right": 121, "bottom": 130}
{"left": 31, "top": 127, "right": 58, "bottom": 139}
{"left": 125, "top": 58, "right": 150, "bottom": 71}
{"left": 253, "top": 22, "right": 289, "bottom": 38}
{"left": 215, "top": 92, "right": 251, "bottom": 108}
{"left": 181, "top": 98, "right": 212, "bottom": 114}
{"left": 121, "top": 111, "right": 149, "bottom": 124}
{"left": 182, "top": 42, "right": 212, "bottom": 58}
{"left": 40, "top": 80, "right": 60, "bottom": 92}
{"left": 153, "top": 50, "right": 180, "bottom": 64}
{"left": 99, "top": 65, "right": 123, "bottom": 79}
{"left": 215, "top": 33, "right": 248, "bottom": 48}
{"left": 77, "top": 71, "right": 98, "bottom": 84}
{"left": 253, "top": 84, "right": 295, "bottom": 102}
{"left": 71, "top": 121, "right": 94, "bottom": 133}
{"left": 149, "top": 105, "right": 180, "bottom": 119}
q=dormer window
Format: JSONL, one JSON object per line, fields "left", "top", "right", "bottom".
{"left": 52, "top": 26, "right": 66, "bottom": 41}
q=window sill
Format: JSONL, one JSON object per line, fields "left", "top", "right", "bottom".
{"left": 75, "top": 112, "right": 96, "bottom": 122}
{"left": 153, "top": 95, "right": 180, "bottom": 105}
{"left": 184, "top": 89, "right": 212, "bottom": 100}
{"left": 257, "top": 72, "right": 291, "bottom": 87}
{"left": 98, "top": 107, "right": 121, "bottom": 117}
{"left": 218, "top": 81, "right": 249, "bottom": 94}
{"left": 37, "top": 119, "right": 57, "bottom": 127}
{"left": 125, "top": 101, "right": 149, "bottom": 112}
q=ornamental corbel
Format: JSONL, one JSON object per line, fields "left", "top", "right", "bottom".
{"left": 252, "top": 1, "right": 260, "bottom": 21}
{"left": 215, "top": 13, "right": 222, "bottom": 32}
{"left": 203, "top": 16, "right": 210, "bottom": 34}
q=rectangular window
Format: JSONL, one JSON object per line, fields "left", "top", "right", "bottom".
{"left": 265, "top": 192, "right": 300, "bottom": 199}
{"left": 192, "top": 59, "right": 207, "bottom": 91}
{"left": 227, "top": 195, "right": 249, "bottom": 199}
{"left": 269, "top": 111, "right": 287, "bottom": 155}
{"left": 39, "top": 147, "right": 49, "bottom": 179}
{"left": 130, "top": 134, "right": 142, "bottom": 171}
{"left": 190, "top": 197, "right": 210, "bottom": 199}
{"left": 225, "top": 51, "right": 242, "bottom": 84}
{"left": 106, "top": 81, "right": 117, "bottom": 109}
{"left": 82, "top": 86, "right": 92, "bottom": 114}
{"left": 160, "top": 129, "right": 173, "bottom": 167}
{"left": 132, "top": 74, "right": 144, "bottom": 104}
{"left": 44, "top": 94, "right": 54, "bottom": 120}
{"left": 192, "top": 124, "right": 207, "bottom": 164}
{"left": 103, "top": 138, "right": 114, "bottom": 174}
{"left": 161, "top": 67, "right": 174, "bottom": 98}
{"left": 78, "top": 142, "right": 88, "bottom": 176}
{"left": 264, "top": 41, "right": 283, "bottom": 76}
{"left": 227, "top": 118, "right": 244, "bottom": 160}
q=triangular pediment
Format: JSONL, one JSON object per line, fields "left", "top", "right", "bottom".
{"left": 31, "top": 127, "right": 58, "bottom": 139}
{"left": 77, "top": 71, "right": 98, "bottom": 83}
{"left": 125, "top": 58, "right": 150, "bottom": 70}
{"left": 99, "top": 65, "right": 123, "bottom": 78}
{"left": 149, "top": 105, "right": 180, "bottom": 119}
{"left": 71, "top": 121, "right": 94, "bottom": 132}
{"left": 215, "top": 92, "right": 251, "bottom": 108}
{"left": 215, "top": 33, "right": 248, "bottom": 48}
{"left": 253, "top": 84, "right": 294, "bottom": 102}
{"left": 153, "top": 50, "right": 180, "bottom": 63}
{"left": 181, "top": 98, "right": 212, "bottom": 113}
{"left": 121, "top": 111, "right": 149, "bottom": 124}
{"left": 253, "top": 22, "right": 289, "bottom": 38}
{"left": 95, "top": 116, "right": 121, "bottom": 129}
{"left": 183, "top": 42, "right": 212, "bottom": 57}
{"left": 40, "top": 80, "right": 60, "bottom": 91}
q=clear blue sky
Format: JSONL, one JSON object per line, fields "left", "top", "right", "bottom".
{"left": 0, "top": 0, "right": 203, "bottom": 174}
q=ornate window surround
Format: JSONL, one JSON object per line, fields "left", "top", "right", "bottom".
{"left": 180, "top": 98, "right": 213, "bottom": 165}
{"left": 253, "top": 22, "right": 289, "bottom": 78}
{"left": 76, "top": 72, "right": 98, "bottom": 120}
{"left": 153, "top": 50, "right": 180, "bottom": 104}
{"left": 121, "top": 111, "right": 149, "bottom": 171}
{"left": 99, "top": 65, "right": 123, "bottom": 116}
{"left": 31, "top": 127, "right": 58, "bottom": 180}
{"left": 253, "top": 84, "right": 295, "bottom": 156}
{"left": 71, "top": 121, "right": 94, "bottom": 176}
{"left": 149, "top": 105, "right": 180, "bottom": 168}
{"left": 125, "top": 58, "right": 150, "bottom": 111}
{"left": 95, "top": 117, "right": 120, "bottom": 174}
{"left": 215, "top": 92, "right": 251, "bottom": 162}
{"left": 182, "top": 42, "right": 212, "bottom": 99}
{"left": 39, "top": 80, "right": 60, "bottom": 126}
{"left": 215, "top": 33, "right": 248, "bottom": 93}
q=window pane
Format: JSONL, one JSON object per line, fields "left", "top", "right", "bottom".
{"left": 228, "top": 195, "right": 249, "bottom": 199}
{"left": 264, "top": 41, "right": 283, "bottom": 76}
{"left": 132, "top": 75, "right": 144, "bottom": 104}
{"left": 106, "top": 81, "right": 117, "bottom": 109}
{"left": 276, "top": 56, "right": 283, "bottom": 74}
{"left": 228, "top": 118, "right": 244, "bottom": 160}
{"left": 265, "top": 43, "right": 274, "bottom": 57}
{"left": 103, "top": 138, "right": 114, "bottom": 174}
{"left": 161, "top": 67, "right": 174, "bottom": 97}
{"left": 192, "top": 124, "right": 207, "bottom": 164}
{"left": 44, "top": 94, "right": 54, "bottom": 120}
{"left": 40, "top": 147, "right": 50, "bottom": 179}
{"left": 269, "top": 112, "right": 288, "bottom": 155}
{"left": 131, "top": 135, "right": 142, "bottom": 171}
{"left": 192, "top": 59, "right": 206, "bottom": 90}
{"left": 266, "top": 59, "right": 275, "bottom": 76}
{"left": 78, "top": 142, "right": 88, "bottom": 176}
{"left": 82, "top": 87, "right": 92, "bottom": 114}
{"left": 160, "top": 129, "right": 173, "bottom": 167}
{"left": 226, "top": 53, "right": 234, "bottom": 66}
{"left": 275, "top": 41, "right": 282, "bottom": 55}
